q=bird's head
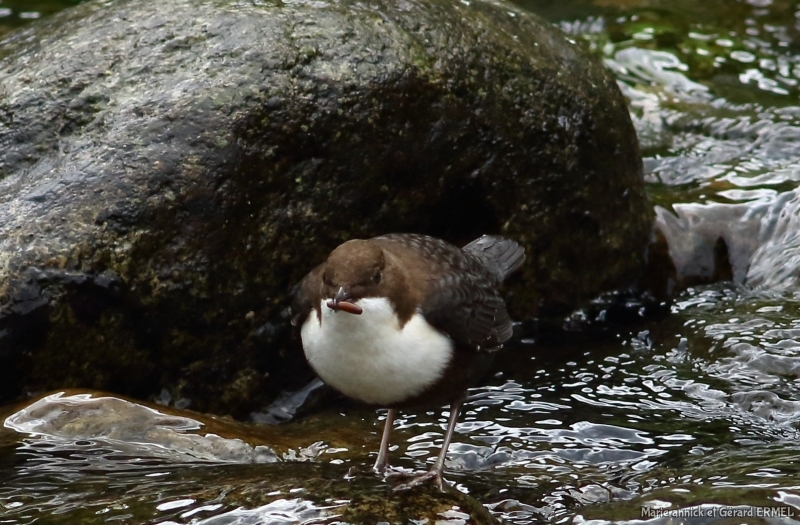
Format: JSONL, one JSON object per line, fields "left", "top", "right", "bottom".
{"left": 321, "top": 239, "right": 386, "bottom": 315}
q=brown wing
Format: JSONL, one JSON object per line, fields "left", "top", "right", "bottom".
{"left": 290, "top": 263, "right": 323, "bottom": 332}
{"left": 374, "top": 233, "right": 516, "bottom": 350}
{"left": 421, "top": 267, "right": 513, "bottom": 350}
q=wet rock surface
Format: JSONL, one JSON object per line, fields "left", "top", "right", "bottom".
{"left": 0, "top": 391, "right": 500, "bottom": 524}
{"left": 0, "top": 0, "right": 648, "bottom": 413}
{"left": 3, "top": 391, "right": 281, "bottom": 463}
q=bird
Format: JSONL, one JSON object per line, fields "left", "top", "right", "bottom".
{"left": 291, "top": 233, "right": 525, "bottom": 490}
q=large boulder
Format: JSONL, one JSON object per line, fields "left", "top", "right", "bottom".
{"left": 0, "top": 0, "right": 650, "bottom": 415}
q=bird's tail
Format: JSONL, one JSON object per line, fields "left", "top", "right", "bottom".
{"left": 462, "top": 235, "right": 525, "bottom": 281}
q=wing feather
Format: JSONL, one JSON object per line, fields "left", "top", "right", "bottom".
{"left": 290, "top": 263, "right": 323, "bottom": 330}
{"left": 349, "top": 233, "right": 524, "bottom": 351}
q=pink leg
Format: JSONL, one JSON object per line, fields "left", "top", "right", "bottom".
{"left": 373, "top": 408, "right": 396, "bottom": 473}
{"left": 394, "top": 397, "right": 464, "bottom": 491}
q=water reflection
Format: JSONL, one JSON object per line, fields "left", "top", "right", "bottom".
{"left": 157, "top": 499, "right": 341, "bottom": 525}
{"left": 363, "top": 278, "right": 800, "bottom": 521}
{"left": 0, "top": 1, "right": 84, "bottom": 38}
{"left": 4, "top": 307, "right": 800, "bottom": 523}
{"left": 566, "top": 0, "right": 800, "bottom": 296}
{"left": 554, "top": 0, "right": 800, "bottom": 212}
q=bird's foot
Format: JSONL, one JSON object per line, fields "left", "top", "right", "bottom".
{"left": 350, "top": 464, "right": 406, "bottom": 481}
{"left": 383, "top": 466, "right": 414, "bottom": 479}
{"left": 374, "top": 463, "right": 414, "bottom": 480}
{"left": 392, "top": 468, "right": 445, "bottom": 492}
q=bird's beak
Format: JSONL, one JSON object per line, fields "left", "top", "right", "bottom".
{"left": 332, "top": 287, "right": 350, "bottom": 307}
{"left": 327, "top": 287, "right": 363, "bottom": 315}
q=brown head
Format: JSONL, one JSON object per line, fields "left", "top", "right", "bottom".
{"left": 321, "top": 239, "right": 387, "bottom": 314}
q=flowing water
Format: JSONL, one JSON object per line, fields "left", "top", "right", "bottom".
{"left": 3, "top": 0, "right": 800, "bottom": 523}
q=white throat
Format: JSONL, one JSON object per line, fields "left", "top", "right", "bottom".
{"left": 300, "top": 297, "right": 453, "bottom": 406}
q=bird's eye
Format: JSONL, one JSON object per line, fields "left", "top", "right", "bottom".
{"left": 372, "top": 270, "right": 382, "bottom": 284}
{"left": 322, "top": 273, "right": 333, "bottom": 286}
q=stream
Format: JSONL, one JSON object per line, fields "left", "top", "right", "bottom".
{"left": 3, "top": 0, "right": 800, "bottom": 523}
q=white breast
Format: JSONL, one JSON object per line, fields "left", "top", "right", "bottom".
{"left": 300, "top": 297, "right": 453, "bottom": 406}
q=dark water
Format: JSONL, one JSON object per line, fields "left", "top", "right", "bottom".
{"left": 3, "top": 0, "right": 800, "bottom": 523}
{"left": 0, "top": 0, "right": 82, "bottom": 35}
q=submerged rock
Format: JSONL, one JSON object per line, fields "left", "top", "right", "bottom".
{"left": 645, "top": 202, "right": 763, "bottom": 297}
{"left": 0, "top": 0, "right": 649, "bottom": 414}
{"left": 646, "top": 188, "right": 800, "bottom": 297}
{"left": 0, "top": 391, "right": 500, "bottom": 525}
{"left": 3, "top": 391, "right": 280, "bottom": 463}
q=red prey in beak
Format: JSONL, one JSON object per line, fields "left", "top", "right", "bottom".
{"left": 326, "top": 287, "right": 363, "bottom": 315}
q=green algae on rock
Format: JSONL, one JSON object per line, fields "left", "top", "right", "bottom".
{"left": 0, "top": 0, "right": 649, "bottom": 415}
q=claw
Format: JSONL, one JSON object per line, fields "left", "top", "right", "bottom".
{"left": 392, "top": 468, "right": 445, "bottom": 492}
{"left": 392, "top": 397, "right": 464, "bottom": 492}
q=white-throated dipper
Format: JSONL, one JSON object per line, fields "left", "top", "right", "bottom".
{"left": 291, "top": 233, "right": 524, "bottom": 490}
